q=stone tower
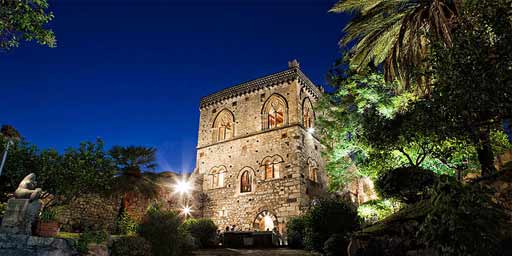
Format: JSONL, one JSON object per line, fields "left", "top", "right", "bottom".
{"left": 193, "top": 61, "right": 326, "bottom": 235}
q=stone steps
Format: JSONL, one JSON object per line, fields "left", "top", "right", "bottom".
{"left": 192, "top": 248, "right": 317, "bottom": 256}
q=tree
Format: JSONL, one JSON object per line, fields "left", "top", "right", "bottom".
{"left": 317, "top": 68, "right": 483, "bottom": 191}
{"left": 427, "top": 0, "right": 512, "bottom": 176}
{"left": 330, "top": 0, "right": 460, "bottom": 95}
{"left": 109, "top": 146, "right": 157, "bottom": 176}
{"left": 40, "top": 140, "right": 116, "bottom": 210}
{"left": 0, "top": 138, "right": 115, "bottom": 210}
{"left": 109, "top": 146, "right": 160, "bottom": 208}
{"left": 0, "top": 125, "right": 21, "bottom": 176}
{"left": 0, "top": 0, "right": 56, "bottom": 50}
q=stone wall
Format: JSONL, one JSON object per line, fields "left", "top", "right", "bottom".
{"left": 57, "top": 194, "right": 120, "bottom": 233}
{"left": 0, "top": 233, "right": 76, "bottom": 256}
{"left": 194, "top": 67, "right": 327, "bottom": 236}
{"left": 58, "top": 172, "right": 183, "bottom": 233}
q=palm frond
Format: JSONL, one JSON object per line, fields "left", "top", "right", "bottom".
{"left": 332, "top": 0, "right": 460, "bottom": 96}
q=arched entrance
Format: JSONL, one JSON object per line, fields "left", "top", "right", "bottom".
{"left": 253, "top": 210, "right": 278, "bottom": 231}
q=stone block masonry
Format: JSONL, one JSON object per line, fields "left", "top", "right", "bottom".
{"left": 193, "top": 61, "right": 327, "bottom": 238}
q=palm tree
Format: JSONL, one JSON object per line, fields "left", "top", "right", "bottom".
{"left": 330, "top": 0, "right": 461, "bottom": 95}
{"left": 109, "top": 146, "right": 160, "bottom": 212}
{"left": 0, "top": 125, "right": 21, "bottom": 176}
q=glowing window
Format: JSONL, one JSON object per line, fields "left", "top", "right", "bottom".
{"left": 210, "top": 166, "right": 227, "bottom": 189}
{"left": 303, "top": 98, "right": 315, "bottom": 129}
{"left": 261, "top": 155, "right": 283, "bottom": 180}
{"left": 212, "top": 110, "right": 234, "bottom": 143}
{"left": 262, "top": 95, "right": 287, "bottom": 130}
{"left": 240, "top": 170, "right": 252, "bottom": 193}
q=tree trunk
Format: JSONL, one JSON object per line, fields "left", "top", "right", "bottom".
{"left": 476, "top": 129, "right": 497, "bottom": 176}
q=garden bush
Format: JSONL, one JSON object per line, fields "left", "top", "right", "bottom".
{"left": 357, "top": 199, "right": 401, "bottom": 224}
{"left": 116, "top": 210, "right": 138, "bottom": 235}
{"left": 304, "top": 198, "right": 359, "bottom": 252}
{"left": 111, "top": 236, "right": 152, "bottom": 256}
{"left": 138, "top": 206, "right": 192, "bottom": 256}
{"left": 375, "top": 166, "right": 438, "bottom": 204}
{"left": 286, "top": 216, "right": 307, "bottom": 249}
{"left": 74, "top": 230, "right": 109, "bottom": 254}
{"left": 417, "top": 176, "right": 511, "bottom": 256}
{"left": 323, "top": 233, "right": 348, "bottom": 256}
{"left": 182, "top": 218, "right": 217, "bottom": 248}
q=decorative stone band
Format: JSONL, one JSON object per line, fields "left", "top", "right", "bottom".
{"left": 199, "top": 67, "right": 322, "bottom": 109}
{"left": 196, "top": 123, "right": 321, "bottom": 150}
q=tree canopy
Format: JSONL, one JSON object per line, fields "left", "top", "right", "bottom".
{"left": 0, "top": 0, "right": 56, "bottom": 50}
{"left": 0, "top": 136, "right": 115, "bottom": 209}
{"left": 330, "top": 0, "right": 461, "bottom": 95}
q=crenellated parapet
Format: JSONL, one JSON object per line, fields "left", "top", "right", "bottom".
{"left": 200, "top": 66, "right": 322, "bottom": 109}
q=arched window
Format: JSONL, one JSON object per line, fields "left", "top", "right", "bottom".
{"left": 240, "top": 170, "right": 252, "bottom": 193}
{"left": 308, "top": 158, "right": 318, "bottom": 182}
{"left": 303, "top": 98, "right": 315, "bottom": 129}
{"left": 262, "top": 94, "right": 288, "bottom": 130}
{"left": 212, "top": 109, "right": 235, "bottom": 143}
{"left": 261, "top": 155, "right": 284, "bottom": 180}
{"left": 209, "top": 166, "right": 227, "bottom": 189}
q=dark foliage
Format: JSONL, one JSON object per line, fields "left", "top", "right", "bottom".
{"left": 138, "top": 206, "right": 192, "bottom": 256}
{"left": 286, "top": 216, "right": 307, "bottom": 249}
{"left": 111, "top": 236, "right": 152, "bottom": 256}
{"left": 182, "top": 218, "right": 217, "bottom": 249}
{"left": 323, "top": 233, "right": 349, "bottom": 256}
{"left": 304, "top": 198, "right": 359, "bottom": 252}
{"left": 0, "top": 125, "right": 21, "bottom": 140}
{"left": 74, "top": 230, "right": 109, "bottom": 254}
{"left": 375, "top": 166, "right": 438, "bottom": 204}
{"left": 418, "top": 176, "right": 511, "bottom": 256}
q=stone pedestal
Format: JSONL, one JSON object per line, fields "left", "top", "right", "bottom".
{"left": 0, "top": 199, "right": 41, "bottom": 235}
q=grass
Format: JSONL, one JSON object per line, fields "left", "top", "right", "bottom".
{"left": 56, "top": 232, "right": 126, "bottom": 240}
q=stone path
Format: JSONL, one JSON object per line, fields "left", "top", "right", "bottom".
{"left": 192, "top": 248, "right": 317, "bottom": 256}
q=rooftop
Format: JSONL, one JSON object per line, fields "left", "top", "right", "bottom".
{"left": 199, "top": 61, "right": 322, "bottom": 109}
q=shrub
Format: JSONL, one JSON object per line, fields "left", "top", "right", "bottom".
{"left": 75, "top": 230, "right": 109, "bottom": 254}
{"left": 357, "top": 199, "right": 402, "bottom": 224}
{"left": 111, "top": 236, "right": 152, "bottom": 256}
{"left": 304, "top": 198, "right": 359, "bottom": 252}
{"left": 138, "top": 207, "right": 192, "bottom": 256}
{"left": 375, "top": 166, "right": 438, "bottom": 204}
{"left": 286, "top": 216, "right": 307, "bottom": 249}
{"left": 0, "top": 202, "right": 6, "bottom": 219}
{"left": 182, "top": 218, "right": 217, "bottom": 248}
{"left": 116, "top": 210, "right": 138, "bottom": 235}
{"left": 417, "top": 176, "right": 511, "bottom": 256}
{"left": 323, "top": 234, "right": 348, "bottom": 256}
{"left": 40, "top": 208, "right": 58, "bottom": 222}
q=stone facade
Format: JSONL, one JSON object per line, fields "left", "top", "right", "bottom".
{"left": 193, "top": 61, "right": 327, "bottom": 236}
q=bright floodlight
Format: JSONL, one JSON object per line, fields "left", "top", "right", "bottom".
{"left": 175, "top": 179, "right": 192, "bottom": 195}
{"left": 182, "top": 206, "right": 192, "bottom": 216}
{"left": 307, "top": 127, "right": 315, "bottom": 134}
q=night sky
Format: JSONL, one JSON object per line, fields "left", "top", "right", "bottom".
{"left": 0, "top": 0, "right": 349, "bottom": 173}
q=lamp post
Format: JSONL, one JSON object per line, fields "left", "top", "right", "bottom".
{"left": 0, "top": 125, "right": 21, "bottom": 176}
{"left": 0, "top": 140, "right": 13, "bottom": 176}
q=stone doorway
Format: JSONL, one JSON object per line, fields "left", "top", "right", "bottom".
{"left": 253, "top": 210, "right": 278, "bottom": 232}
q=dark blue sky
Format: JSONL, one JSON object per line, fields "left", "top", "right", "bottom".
{"left": 0, "top": 0, "right": 348, "bottom": 173}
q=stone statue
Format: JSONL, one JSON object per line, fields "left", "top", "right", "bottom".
{"left": 14, "top": 173, "right": 42, "bottom": 202}
{"left": 1, "top": 173, "right": 42, "bottom": 235}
